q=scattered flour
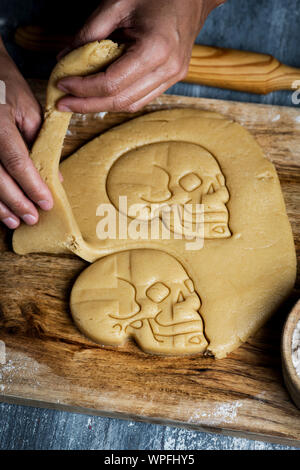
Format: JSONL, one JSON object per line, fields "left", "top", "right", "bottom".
{"left": 94, "top": 111, "right": 107, "bottom": 119}
{"left": 74, "top": 113, "right": 87, "bottom": 121}
{"left": 0, "top": 350, "right": 71, "bottom": 394}
{"left": 295, "top": 115, "right": 300, "bottom": 123}
{"left": 271, "top": 114, "right": 281, "bottom": 122}
{"left": 292, "top": 319, "right": 300, "bottom": 377}
{"left": 0, "top": 355, "right": 42, "bottom": 393}
{"left": 71, "top": 112, "right": 107, "bottom": 122}
{"left": 189, "top": 400, "right": 243, "bottom": 425}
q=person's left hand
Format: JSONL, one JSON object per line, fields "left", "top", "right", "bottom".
{"left": 56, "top": 0, "right": 226, "bottom": 114}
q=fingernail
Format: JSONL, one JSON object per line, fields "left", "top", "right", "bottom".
{"left": 58, "top": 104, "right": 72, "bottom": 112}
{"left": 38, "top": 199, "right": 52, "bottom": 211}
{"left": 22, "top": 214, "right": 38, "bottom": 225}
{"left": 57, "top": 83, "right": 69, "bottom": 93}
{"left": 2, "top": 217, "right": 19, "bottom": 229}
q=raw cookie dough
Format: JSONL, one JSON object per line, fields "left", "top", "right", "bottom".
{"left": 70, "top": 249, "right": 208, "bottom": 355}
{"left": 13, "top": 41, "right": 296, "bottom": 358}
{"left": 61, "top": 112, "right": 297, "bottom": 358}
{"left": 13, "top": 40, "right": 124, "bottom": 260}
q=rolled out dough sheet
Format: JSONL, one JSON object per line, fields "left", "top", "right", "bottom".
{"left": 13, "top": 41, "right": 296, "bottom": 358}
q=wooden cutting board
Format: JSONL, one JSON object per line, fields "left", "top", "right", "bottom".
{"left": 0, "top": 79, "right": 300, "bottom": 446}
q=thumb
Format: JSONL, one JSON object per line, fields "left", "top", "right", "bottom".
{"left": 57, "top": 3, "right": 123, "bottom": 60}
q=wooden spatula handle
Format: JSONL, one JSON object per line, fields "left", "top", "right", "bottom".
{"left": 185, "top": 44, "right": 300, "bottom": 94}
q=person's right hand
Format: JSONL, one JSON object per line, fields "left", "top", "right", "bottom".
{"left": 0, "top": 38, "right": 53, "bottom": 230}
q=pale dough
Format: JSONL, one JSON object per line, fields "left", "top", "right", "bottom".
{"left": 13, "top": 40, "right": 124, "bottom": 259}
{"left": 70, "top": 249, "right": 208, "bottom": 355}
{"left": 13, "top": 41, "right": 296, "bottom": 358}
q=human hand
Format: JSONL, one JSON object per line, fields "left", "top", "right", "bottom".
{"left": 57, "top": 0, "right": 226, "bottom": 113}
{"left": 0, "top": 38, "right": 53, "bottom": 229}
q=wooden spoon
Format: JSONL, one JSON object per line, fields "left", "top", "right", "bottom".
{"left": 281, "top": 299, "right": 300, "bottom": 409}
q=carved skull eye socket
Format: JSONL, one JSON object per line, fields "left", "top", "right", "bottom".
{"left": 146, "top": 282, "right": 170, "bottom": 303}
{"left": 179, "top": 173, "right": 202, "bottom": 192}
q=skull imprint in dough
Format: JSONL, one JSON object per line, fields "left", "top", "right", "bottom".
{"left": 70, "top": 249, "right": 208, "bottom": 354}
{"left": 107, "top": 141, "right": 231, "bottom": 238}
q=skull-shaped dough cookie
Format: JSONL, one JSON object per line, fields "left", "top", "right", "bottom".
{"left": 70, "top": 249, "right": 208, "bottom": 354}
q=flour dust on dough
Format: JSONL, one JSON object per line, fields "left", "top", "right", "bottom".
{"left": 12, "top": 41, "right": 296, "bottom": 358}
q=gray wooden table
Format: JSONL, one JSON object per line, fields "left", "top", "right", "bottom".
{"left": 0, "top": 0, "right": 299, "bottom": 450}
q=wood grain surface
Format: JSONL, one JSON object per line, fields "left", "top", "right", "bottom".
{"left": 0, "top": 80, "right": 300, "bottom": 446}
{"left": 187, "top": 45, "right": 300, "bottom": 94}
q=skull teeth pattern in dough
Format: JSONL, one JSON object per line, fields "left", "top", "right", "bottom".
{"left": 70, "top": 249, "right": 208, "bottom": 355}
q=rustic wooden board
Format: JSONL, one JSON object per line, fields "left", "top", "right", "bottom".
{"left": 0, "top": 80, "right": 300, "bottom": 446}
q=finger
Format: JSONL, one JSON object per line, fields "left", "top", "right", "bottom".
{"left": 0, "top": 112, "right": 53, "bottom": 211}
{"left": 73, "top": 5, "right": 121, "bottom": 48}
{"left": 57, "top": 39, "right": 168, "bottom": 99}
{"left": 20, "top": 107, "right": 42, "bottom": 145}
{"left": 57, "top": 58, "right": 183, "bottom": 113}
{"left": 0, "top": 200, "right": 20, "bottom": 229}
{"left": 57, "top": 1, "right": 123, "bottom": 60}
{"left": 0, "top": 163, "right": 39, "bottom": 225}
{"left": 118, "top": 78, "right": 180, "bottom": 113}
{"left": 4, "top": 71, "right": 43, "bottom": 146}
{"left": 14, "top": 83, "right": 43, "bottom": 145}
